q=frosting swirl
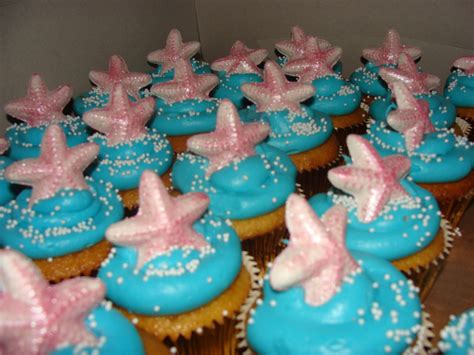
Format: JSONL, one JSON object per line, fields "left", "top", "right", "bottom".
{"left": 444, "top": 69, "right": 474, "bottom": 108}
{"left": 212, "top": 72, "right": 263, "bottom": 109}
{"left": 350, "top": 62, "right": 392, "bottom": 97}
{"left": 438, "top": 308, "right": 474, "bottom": 354}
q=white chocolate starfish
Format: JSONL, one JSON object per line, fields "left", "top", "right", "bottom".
{"left": 452, "top": 56, "right": 474, "bottom": 75}
{"left": 275, "top": 26, "right": 331, "bottom": 60}
{"left": 211, "top": 40, "right": 268, "bottom": 75}
{"left": 328, "top": 135, "right": 411, "bottom": 223}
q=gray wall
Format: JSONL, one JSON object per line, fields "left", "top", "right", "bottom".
{"left": 2, "top": 0, "right": 473, "bottom": 133}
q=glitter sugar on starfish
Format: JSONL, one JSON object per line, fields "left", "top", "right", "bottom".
{"left": 328, "top": 135, "right": 411, "bottom": 223}
{"left": 275, "top": 26, "right": 331, "bottom": 60}
{"left": 83, "top": 83, "right": 154, "bottom": 145}
{"left": 89, "top": 55, "right": 151, "bottom": 99}
{"left": 0, "top": 249, "right": 104, "bottom": 354}
{"left": 187, "top": 100, "right": 270, "bottom": 176}
{"left": 452, "top": 56, "right": 474, "bottom": 75}
{"left": 362, "top": 28, "right": 422, "bottom": 66}
{"left": 151, "top": 58, "right": 218, "bottom": 104}
{"left": 283, "top": 37, "right": 342, "bottom": 83}
{"left": 211, "top": 40, "right": 268, "bottom": 75}
{"left": 4, "top": 124, "right": 99, "bottom": 207}
{"left": 4, "top": 74, "right": 73, "bottom": 127}
{"left": 379, "top": 53, "right": 440, "bottom": 94}
{"left": 147, "top": 28, "right": 201, "bottom": 76}
{"left": 387, "top": 82, "right": 435, "bottom": 152}
{"left": 270, "top": 194, "right": 358, "bottom": 306}
{"left": 106, "top": 170, "right": 210, "bottom": 270}
{"left": 241, "top": 61, "right": 315, "bottom": 113}
{"left": 0, "top": 137, "right": 9, "bottom": 155}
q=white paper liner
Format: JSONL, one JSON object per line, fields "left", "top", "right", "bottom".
{"left": 360, "top": 101, "right": 370, "bottom": 113}
{"left": 404, "top": 311, "right": 434, "bottom": 355}
{"left": 455, "top": 116, "right": 472, "bottom": 137}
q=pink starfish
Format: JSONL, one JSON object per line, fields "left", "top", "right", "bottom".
{"left": 282, "top": 37, "right": 342, "bottom": 83}
{"left": 0, "top": 249, "right": 104, "bottom": 355}
{"left": 4, "top": 74, "right": 72, "bottom": 127}
{"left": 328, "top": 135, "right": 410, "bottom": 223}
{"left": 151, "top": 58, "right": 218, "bottom": 104}
{"left": 0, "top": 137, "right": 9, "bottom": 155}
{"left": 275, "top": 26, "right": 331, "bottom": 60}
{"left": 187, "top": 100, "right": 270, "bottom": 176}
{"left": 452, "top": 56, "right": 474, "bottom": 75}
{"left": 210, "top": 40, "right": 268, "bottom": 75}
{"left": 387, "top": 82, "right": 435, "bottom": 152}
{"left": 89, "top": 55, "right": 151, "bottom": 99}
{"left": 362, "top": 28, "right": 422, "bottom": 66}
{"left": 4, "top": 125, "right": 99, "bottom": 207}
{"left": 270, "top": 194, "right": 357, "bottom": 306}
{"left": 83, "top": 83, "right": 154, "bottom": 145}
{"left": 379, "top": 53, "right": 440, "bottom": 94}
{"left": 147, "top": 28, "right": 201, "bottom": 75}
{"left": 106, "top": 170, "right": 209, "bottom": 270}
{"left": 241, "top": 61, "right": 315, "bottom": 113}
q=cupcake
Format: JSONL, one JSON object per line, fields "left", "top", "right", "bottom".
{"left": 349, "top": 28, "right": 422, "bottom": 106}
{"left": 240, "top": 60, "right": 341, "bottom": 197}
{"left": 172, "top": 100, "right": 297, "bottom": 271}
{"left": 147, "top": 28, "right": 211, "bottom": 85}
{"left": 73, "top": 55, "right": 151, "bottom": 116}
{"left": 438, "top": 308, "right": 474, "bottom": 354}
{"left": 444, "top": 56, "right": 474, "bottom": 139}
{"left": 83, "top": 83, "right": 173, "bottom": 211}
{"left": 0, "top": 249, "right": 148, "bottom": 355}
{"left": 245, "top": 194, "right": 427, "bottom": 354}
{"left": 311, "top": 134, "right": 450, "bottom": 299}
{"left": 274, "top": 25, "right": 343, "bottom": 74}
{"left": 98, "top": 170, "right": 253, "bottom": 354}
{"left": 282, "top": 37, "right": 366, "bottom": 150}
{"left": 5, "top": 74, "right": 88, "bottom": 161}
{"left": 210, "top": 40, "right": 267, "bottom": 109}
{"left": 0, "top": 138, "right": 16, "bottom": 206}
{"left": 150, "top": 58, "right": 220, "bottom": 153}
{"left": 366, "top": 82, "right": 474, "bottom": 227}
{"left": 369, "top": 53, "right": 457, "bottom": 130}
{"left": 0, "top": 124, "right": 124, "bottom": 282}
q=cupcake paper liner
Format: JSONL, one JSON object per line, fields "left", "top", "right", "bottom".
{"left": 437, "top": 190, "right": 473, "bottom": 229}
{"left": 333, "top": 110, "right": 369, "bottom": 155}
{"left": 455, "top": 117, "right": 472, "bottom": 138}
{"left": 399, "top": 219, "right": 455, "bottom": 301}
{"left": 404, "top": 311, "right": 434, "bottom": 355}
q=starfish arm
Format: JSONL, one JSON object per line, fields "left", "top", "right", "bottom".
{"left": 82, "top": 108, "right": 114, "bottom": 135}
{"left": 65, "top": 142, "right": 99, "bottom": 175}
{"left": 130, "top": 97, "right": 155, "bottom": 127}
{"left": 49, "top": 85, "right": 73, "bottom": 110}
{"left": 282, "top": 57, "right": 311, "bottom": 76}
{"left": 0, "top": 137, "right": 9, "bottom": 154}
{"left": 4, "top": 158, "right": 50, "bottom": 186}
{"left": 390, "top": 82, "right": 421, "bottom": 109}
{"left": 422, "top": 73, "right": 441, "bottom": 91}
{"left": 264, "top": 61, "right": 291, "bottom": 88}
{"left": 320, "top": 205, "right": 348, "bottom": 244}
{"left": 346, "top": 135, "right": 385, "bottom": 170}
{"left": 285, "top": 194, "right": 329, "bottom": 245}
{"left": 240, "top": 83, "right": 269, "bottom": 107}
{"left": 55, "top": 322, "right": 99, "bottom": 349}
{"left": 361, "top": 48, "right": 386, "bottom": 65}
{"left": 27, "top": 74, "right": 48, "bottom": 99}
{"left": 283, "top": 83, "right": 315, "bottom": 104}
{"left": 453, "top": 56, "right": 474, "bottom": 71}
{"left": 147, "top": 48, "right": 167, "bottom": 64}
{"left": 205, "top": 151, "right": 242, "bottom": 176}
{"left": 302, "top": 261, "right": 343, "bottom": 306}
{"left": 403, "top": 46, "right": 422, "bottom": 60}
{"left": 122, "top": 73, "right": 152, "bottom": 97}
{"left": 105, "top": 215, "right": 162, "bottom": 246}
{"left": 108, "top": 55, "right": 129, "bottom": 76}
{"left": 0, "top": 251, "right": 48, "bottom": 306}
{"left": 151, "top": 82, "right": 189, "bottom": 103}
{"left": 326, "top": 47, "right": 343, "bottom": 66}
{"left": 384, "top": 155, "right": 411, "bottom": 181}
{"left": 358, "top": 184, "right": 391, "bottom": 223}
{"left": 242, "top": 122, "right": 271, "bottom": 144}
{"left": 275, "top": 41, "right": 299, "bottom": 58}
{"left": 187, "top": 133, "right": 228, "bottom": 157}
{"left": 180, "top": 41, "right": 201, "bottom": 59}
{"left": 174, "top": 192, "right": 210, "bottom": 223}
{"left": 379, "top": 67, "right": 415, "bottom": 88}
{"left": 248, "top": 48, "right": 269, "bottom": 65}
{"left": 387, "top": 109, "right": 419, "bottom": 133}
{"left": 197, "top": 74, "right": 219, "bottom": 95}
{"left": 88, "top": 71, "right": 113, "bottom": 91}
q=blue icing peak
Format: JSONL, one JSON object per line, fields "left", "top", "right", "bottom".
{"left": 172, "top": 143, "right": 297, "bottom": 220}
{"left": 349, "top": 62, "right": 393, "bottom": 97}
{"left": 310, "top": 180, "right": 441, "bottom": 261}
{"left": 88, "top": 129, "right": 173, "bottom": 191}
{"left": 6, "top": 117, "right": 89, "bottom": 161}
{"left": 53, "top": 304, "right": 145, "bottom": 355}
{"left": 98, "top": 213, "right": 242, "bottom": 315}
{"left": 247, "top": 251, "right": 422, "bottom": 355}
{"left": 306, "top": 74, "right": 362, "bottom": 116}
{"left": 212, "top": 71, "right": 263, "bottom": 109}
{"left": 366, "top": 120, "right": 473, "bottom": 183}
{"left": 444, "top": 69, "right": 474, "bottom": 108}
{"left": 0, "top": 180, "right": 124, "bottom": 259}
{"left": 0, "top": 157, "right": 15, "bottom": 206}
{"left": 369, "top": 92, "right": 456, "bottom": 129}
{"left": 239, "top": 105, "right": 333, "bottom": 155}
{"left": 150, "top": 97, "right": 219, "bottom": 136}
{"left": 151, "top": 58, "right": 211, "bottom": 85}
{"left": 439, "top": 308, "right": 474, "bottom": 354}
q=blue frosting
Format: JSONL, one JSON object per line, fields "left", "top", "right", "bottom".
{"left": 366, "top": 120, "right": 473, "bottom": 183}
{"left": 212, "top": 72, "right": 263, "bottom": 109}
{"left": 98, "top": 213, "right": 242, "bottom": 315}
{"left": 6, "top": 117, "right": 89, "bottom": 161}
{"left": 172, "top": 144, "right": 297, "bottom": 220}
{"left": 310, "top": 180, "right": 441, "bottom": 260}
{"left": 239, "top": 105, "right": 333, "bottom": 155}
{"left": 444, "top": 69, "right": 474, "bottom": 108}
{"left": 150, "top": 98, "right": 219, "bottom": 136}
{"left": 53, "top": 304, "right": 145, "bottom": 355}
{"left": 88, "top": 129, "right": 173, "bottom": 191}
{"left": 305, "top": 75, "right": 362, "bottom": 116}
{"left": 0, "top": 157, "right": 15, "bottom": 206}
{"left": 349, "top": 62, "right": 393, "bottom": 97}
{"left": 151, "top": 58, "right": 211, "bottom": 85}
{"left": 0, "top": 180, "right": 124, "bottom": 259}
{"left": 439, "top": 308, "right": 474, "bottom": 354}
{"left": 247, "top": 251, "right": 422, "bottom": 354}
{"left": 276, "top": 55, "right": 343, "bottom": 75}
{"left": 369, "top": 92, "right": 456, "bottom": 129}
